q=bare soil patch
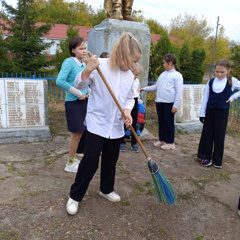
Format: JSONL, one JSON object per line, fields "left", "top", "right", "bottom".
{"left": 0, "top": 101, "right": 239, "bottom": 240}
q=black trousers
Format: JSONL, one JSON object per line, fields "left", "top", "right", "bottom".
{"left": 70, "top": 131, "right": 120, "bottom": 202}
{"left": 238, "top": 196, "right": 240, "bottom": 210}
{"left": 198, "top": 107, "right": 229, "bottom": 166}
{"left": 156, "top": 102, "right": 175, "bottom": 144}
{"left": 120, "top": 97, "right": 138, "bottom": 146}
{"left": 76, "top": 131, "right": 86, "bottom": 154}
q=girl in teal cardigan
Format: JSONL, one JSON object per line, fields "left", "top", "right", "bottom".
{"left": 57, "top": 37, "right": 89, "bottom": 173}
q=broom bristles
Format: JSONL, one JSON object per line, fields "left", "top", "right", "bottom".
{"left": 147, "top": 158, "right": 177, "bottom": 205}
{"left": 151, "top": 170, "right": 177, "bottom": 205}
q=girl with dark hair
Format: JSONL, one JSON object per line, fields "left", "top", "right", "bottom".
{"left": 140, "top": 53, "right": 183, "bottom": 150}
{"left": 66, "top": 33, "right": 142, "bottom": 215}
{"left": 56, "top": 36, "right": 89, "bottom": 173}
{"left": 198, "top": 59, "right": 240, "bottom": 168}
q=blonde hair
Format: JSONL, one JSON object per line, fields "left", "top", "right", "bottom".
{"left": 132, "top": 63, "right": 142, "bottom": 77}
{"left": 110, "top": 33, "right": 142, "bottom": 71}
{"left": 215, "top": 59, "right": 232, "bottom": 87}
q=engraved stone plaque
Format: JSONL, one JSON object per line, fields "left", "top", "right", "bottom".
{"left": 0, "top": 78, "right": 51, "bottom": 143}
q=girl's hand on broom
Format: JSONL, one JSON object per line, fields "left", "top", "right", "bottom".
{"left": 81, "top": 55, "right": 100, "bottom": 81}
{"left": 123, "top": 109, "right": 133, "bottom": 128}
{"left": 85, "top": 54, "right": 100, "bottom": 72}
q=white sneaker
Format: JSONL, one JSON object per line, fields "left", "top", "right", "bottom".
{"left": 74, "top": 158, "right": 80, "bottom": 164}
{"left": 214, "top": 164, "right": 222, "bottom": 169}
{"left": 64, "top": 160, "right": 79, "bottom": 173}
{"left": 76, "top": 153, "right": 84, "bottom": 158}
{"left": 161, "top": 143, "right": 176, "bottom": 150}
{"left": 66, "top": 197, "right": 79, "bottom": 215}
{"left": 153, "top": 141, "right": 166, "bottom": 147}
{"left": 99, "top": 191, "right": 121, "bottom": 202}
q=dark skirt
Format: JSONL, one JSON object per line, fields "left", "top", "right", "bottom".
{"left": 65, "top": 99, "right": 87, "bottom": 133}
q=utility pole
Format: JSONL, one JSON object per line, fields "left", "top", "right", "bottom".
{"left": 210, "top": 16, "right": 220, "bottom": 79}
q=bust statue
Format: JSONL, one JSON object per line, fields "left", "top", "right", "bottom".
{"left": 104, "top": 0, "right": 134, "bottom": 21}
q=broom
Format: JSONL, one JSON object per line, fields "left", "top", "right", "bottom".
{"left": 88, "top": 52, "right": 177, "bottom": 205}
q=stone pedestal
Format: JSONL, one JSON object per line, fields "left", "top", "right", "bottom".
{"left": 0, "top": 78, "right": 51, "bottom": 143}
{"left": 87, "top": 19, "right": 151, "bottom": 103}
{"left": 175, "top": 84, "right": 206, "bottom": 132}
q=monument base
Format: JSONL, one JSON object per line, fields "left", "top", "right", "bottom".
{"left": 0, "top": 127, "right": 52, "bottom": 144}
{"left": 175, "top": 122, "right": 203, "bottom": 133}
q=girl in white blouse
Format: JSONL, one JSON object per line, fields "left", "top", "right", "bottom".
{"left": 141, "top": 54, "right": 183, "bottom": 150}
{"left": 66, "top": 33, "right": 142, "bottom": 215}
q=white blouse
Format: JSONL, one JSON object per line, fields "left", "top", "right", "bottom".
{"left": 143, "top": 69, "right": 183, "bottom": 108}
{"left": 75, "top": 58, "right": 135, "bottom": 139}
{"left": 133, "top": 78, "right": 140, "bottom": 98}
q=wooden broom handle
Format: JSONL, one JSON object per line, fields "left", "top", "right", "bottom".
{"left": 88, "top": 52, "right": 149, "bottom": 159}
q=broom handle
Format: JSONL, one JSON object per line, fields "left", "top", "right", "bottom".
{"left": 88, "top": 52, "right": 149, "bottom": 159}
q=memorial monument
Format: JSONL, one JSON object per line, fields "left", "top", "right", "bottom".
{"left": 87, "top": 19, "right": 151, "bottom": 104}
{"left": 104, "top": 0, "right": 134, "bottom": 21}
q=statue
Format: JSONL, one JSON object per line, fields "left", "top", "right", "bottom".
{"left": 104, "top": 0, "right": 134, "bottom": 21}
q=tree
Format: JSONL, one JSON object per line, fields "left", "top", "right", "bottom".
{"left": 230, "top": 44, "right": 240, "bottom": 79}
{"left": 33, "top": 0, "right": 105, "bottom": 27}
{"left": 132, "top": 10, "right": 145, "bottom": 22}
{"left": 169, "top": 13, "right": 213, "bottom": 40}
{"left": 189, "top": 49, "right": 206, "bottom": 83}
{"left": 205, "top": 26, "right": 231, "bottom": 63}
{"left": 54, "top": 26, "right": 79, "bottom": 73}
{"left": 149, "top": 31, "right": 172, "bottom": 80}
{"left": 169, "top": 13, "right": 212, "bottom": 62}
{"left": 0, "top": 31, "right": 10, "bottom": 72}
{"left": 146, "top": 19, "right": 165, "bottom": 35}
{"left": 179, "top": 42, "right": 191, "bottom": 82}
{"left": 0, "top": 0, "right": 53, "bottom": 73}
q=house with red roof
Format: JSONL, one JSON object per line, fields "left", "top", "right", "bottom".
{"left": 1, "top": 21, "right": 181, "bottom": 57}
{"left": 35, "top": 23, "right": 92, "bottom": 56}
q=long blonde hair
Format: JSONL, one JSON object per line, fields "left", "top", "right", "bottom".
{"left": 110, "top": 33, "right": 141, "bottom": 71}
{"left": 132, "top": 63, "right": 142, "bottom": 77}
{"left": 215, "top": 59, "right": 232, "bottom": 87}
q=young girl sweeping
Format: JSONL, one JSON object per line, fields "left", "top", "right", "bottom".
{"left": 198, "top": 59, "right": 240, "bottom": 168}
{"left": 66, "top": 33, "right": 142, "bottom": 215}
{"left": 56, "top": 36, "right": 89, "bottom": 173}
{"left": 140, "top": 54, "right": 183, "bottom": 150}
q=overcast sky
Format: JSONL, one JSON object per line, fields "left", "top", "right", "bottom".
{"left": 2, "top": 0, "right": 240, "bottom": 42}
